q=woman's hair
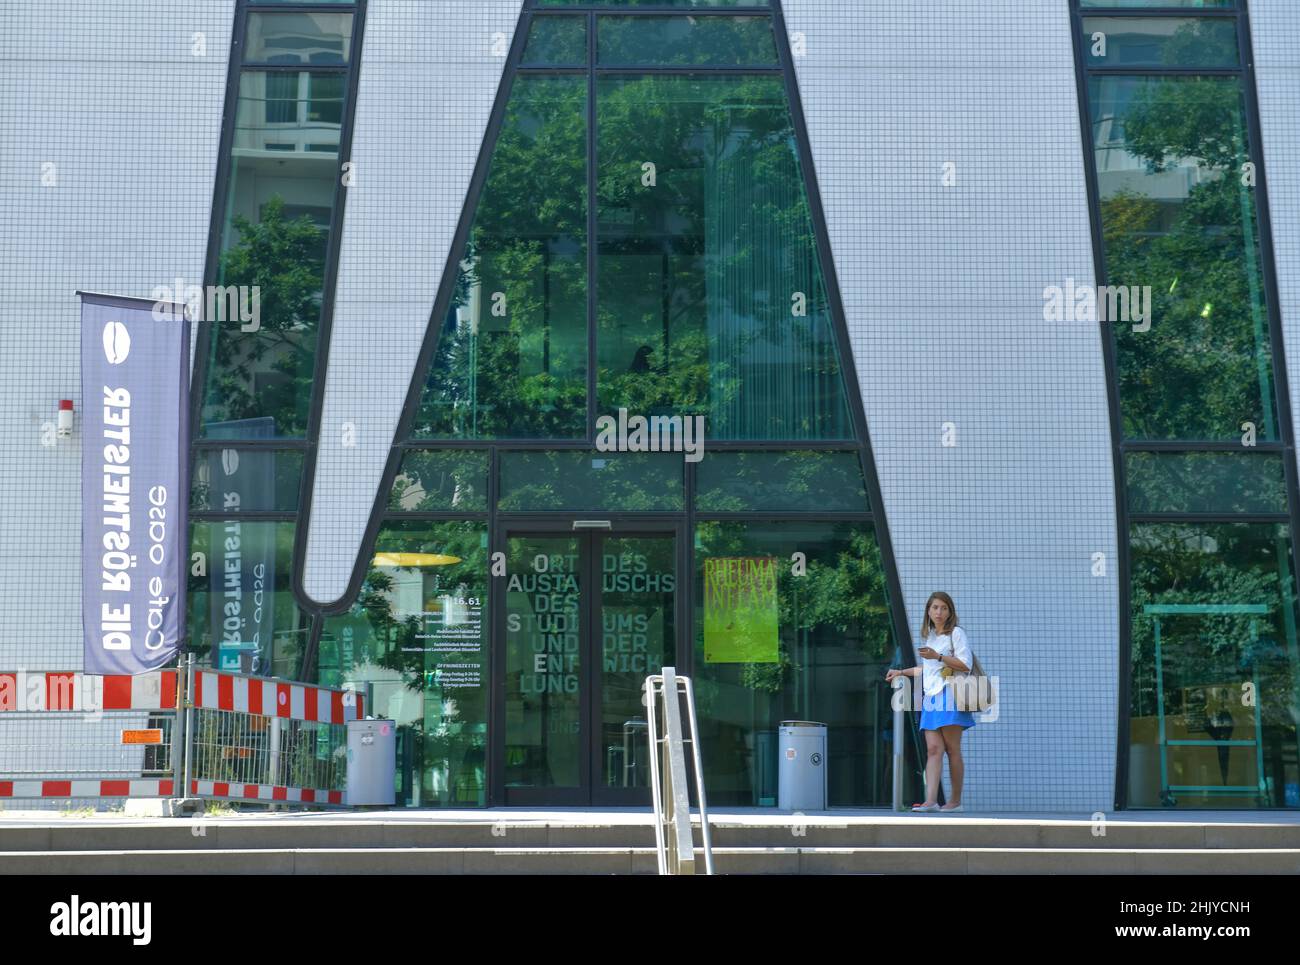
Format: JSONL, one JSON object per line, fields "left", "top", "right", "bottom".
{"left": 920, "top": 591, "right": 958, "bottom": 639}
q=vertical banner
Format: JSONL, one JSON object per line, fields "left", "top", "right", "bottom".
{"left": 80, "top": 292, "right": 189, "bottom": 675}
{"left": 702, "top": 556, "right": 779, "bottom": 663}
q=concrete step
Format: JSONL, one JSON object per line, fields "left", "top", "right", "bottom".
{"left": 3, "top": 816, "right": 1300, "bottom": 853}
{"left": 3, "top": 845, "right": 1299, "bottom": 875}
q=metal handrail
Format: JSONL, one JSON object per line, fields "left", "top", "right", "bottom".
{"left": 644, "top": 668, "right": 714, "bottom": 875}
{"left": 892, "top": 674, "right": 940, "bottom": 810}
{"left": 892, "top": 678, "right": 906, "bottom": 811}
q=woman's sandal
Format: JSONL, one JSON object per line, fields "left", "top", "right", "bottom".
{"left": 938, "top": 803, "right": 964, "bottom": 812}
{"left": 911, "top": 802, "right": 940, "bottom": 812}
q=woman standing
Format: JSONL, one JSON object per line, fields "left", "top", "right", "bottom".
{"left": 885, "top": 591, "right": 975, "bottom": 812}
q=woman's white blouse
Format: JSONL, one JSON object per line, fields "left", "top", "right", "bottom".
{"left": 921, "top": 626, "right": 972, "bottom": 697}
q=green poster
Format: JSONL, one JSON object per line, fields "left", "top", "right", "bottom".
{"left": 703, "top": 557, "right": 779, "bottom": 663}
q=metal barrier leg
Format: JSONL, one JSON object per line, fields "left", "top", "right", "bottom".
{"left": 181, "top": 654, "right": 196, "bottom": 810}
{"left": 169, "top": 655, "right": 186, "bottom": 806}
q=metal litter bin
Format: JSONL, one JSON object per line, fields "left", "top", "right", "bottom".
{"left": 346, "top": 718, "right": 396, "bottom": 807}
{"left": 778, "top": 721, "right": 827, "bottom": 811}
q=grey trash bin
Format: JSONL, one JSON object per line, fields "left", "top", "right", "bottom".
{"left": 346, "top": 718, "right": 396, "bottom": 807}
{"left": 778, "top": 720, "right": 827, "bottom": 811}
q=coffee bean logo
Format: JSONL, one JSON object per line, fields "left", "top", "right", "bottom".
{"left": 102, "top": 320, "right": 131, "bottom": 364}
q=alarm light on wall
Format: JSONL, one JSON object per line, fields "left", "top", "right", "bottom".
{"left": 57, "top": 400, "right": 73, "bottom": 438}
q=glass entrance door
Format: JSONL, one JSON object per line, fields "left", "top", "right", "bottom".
{"left": 498, "top": 525, "right": 677, "bottom": 805}
{"left": 596, "top": 533, "right": 676, "bottom": 802}
{"left": 501, "top": 532, "right": 585, "bottom": 804}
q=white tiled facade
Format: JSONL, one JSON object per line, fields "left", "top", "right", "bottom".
{"left": 0, "top": 0, "right": 232, "bottom": 785}
{"left": 0, "top": 0, "right": 232, "bottom": 670}
{"left": 1250, "top": 1, "right": 1300, "bottom": 491}
{"left": 782, "top": 0, "right": 1118, "bottom": 812}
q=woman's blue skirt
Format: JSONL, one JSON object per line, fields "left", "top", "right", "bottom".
{"left": 919, "top": 687, "right": 976, "bottom": 731}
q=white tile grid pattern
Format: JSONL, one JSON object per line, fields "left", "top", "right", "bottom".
{"left": 0, "top": 0, "right": 231, "bottom": 673}
{"left": 782, "top": 0, "right": 1119, "bottom": 812}
{"left": 302, "top": 0, "right": 523, "bottom": 604}
{"left": 1250, "top": 4, "right": 1300, "bottom": 509}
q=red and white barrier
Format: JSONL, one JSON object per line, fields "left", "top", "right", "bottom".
{"left": 190, "top": 670, "right": 362, "bottom": 724}
{"left": 0, "top": 671, "right": 178, "bottom": 712}
{"left": 0, "top": 779, "right": 175, "bottom": 799}
{"left": 0, "top": 669, "right": 361, "bottom": 722}
{"left": 189, "top": 779, "right": 344, "bottom": 806}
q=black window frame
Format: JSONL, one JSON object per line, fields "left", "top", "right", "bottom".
{"left": 190, "top": 0, "right": 368, "bottom": 678}
{"left": 1070, "top": 0, "right": 1300, "bottom": 810}
{"left": 290, "top": 0, "right": 922, "bottom": 806}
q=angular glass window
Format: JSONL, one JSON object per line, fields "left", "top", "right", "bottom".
{"left": 597, "top": 16, "right": 777, "bottom": 66}
{"left": 597, "top": 75, "right": 854, "bottom": 441}
{"left": 389, "top": 450, "right": 489, "bottom": 512}
{"left": 1083, "top": 17, "right": 1238, "bottom": 69}
{"left": 522, "top": 15, "right": 586, "bottom": 67}
{"left": 199, "top": 70, "right": 341, "bottom": 439}
{"left": 318, "top": 521, "right": 490, "bottom": 806}
{"left": 696, "top": 451, "right": 869, "bottom": 513}
{"left": 1088, "top": 75, "right": 1276, "bottom": 442}
{"left": 1128, "top": 523, "right": 1300, "bottom": 808}
{"left": 413, "top": 76, "right": 588, "bottom": 440}
{"left": 1125, "top": 451, "right": 1287, "bottom": 515}
{"left": 245, "top": 12, "right": 353, "bottom": 65}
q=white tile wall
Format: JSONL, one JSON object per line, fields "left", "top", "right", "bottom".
{"left": 0, "top": 0, "right": 232, "bottom": 672}
{"left": 782, "top": 0, "right": 1119, "bottom": 812}
{"left": 1250, "top": 3, "right": 1300, "bottom": 497}
{"left": 301, "top": 0, "right": 523, "bottom": 605}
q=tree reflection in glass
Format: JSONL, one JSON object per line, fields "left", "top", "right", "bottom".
{"left": 319, "top": 522, "right": 490, "bottom": 806}
{"left": 1091, "top": 75, "right": 1275, "bottom": 441}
